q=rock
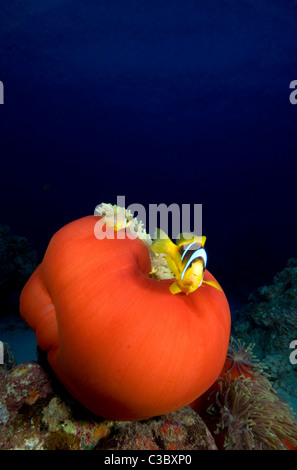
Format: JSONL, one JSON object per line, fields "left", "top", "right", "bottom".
{"left": 0, "top": 361, "right": 216, "bottom": 450}
{"left": 99, "top": 407, "right": 217, "bottom": 451}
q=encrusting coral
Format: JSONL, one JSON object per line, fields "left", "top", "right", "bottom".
{"left": 0, "top": 359, "right": 216, "bottom": 450}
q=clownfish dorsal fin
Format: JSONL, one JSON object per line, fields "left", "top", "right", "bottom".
{"left": 151, "top": 229, "right": 177, "bottom": 256}
{"left": 151, "top": 228, "right": 183, "bottom": 271}
{"left": 176, "top": 233, "right": 206, "bottom": 248}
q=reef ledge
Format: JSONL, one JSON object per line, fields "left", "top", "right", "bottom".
{"left": 0, "top": 358, "right": 216, "bottom": 450}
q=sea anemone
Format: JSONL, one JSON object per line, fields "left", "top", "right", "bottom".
{"left": 20, "top": 204, "right": 231, "bottom": 420}
{"left": 207, "top": 374, "right": 297, "bottom": 450}
{"left": 191, "top": 339, "right": 297, "bottom": 449}
{"left": 224, "top": 337, "right": 265, "bottom": 378}
{"left": 95, "top": 203, "right": 175, "bottom": 280}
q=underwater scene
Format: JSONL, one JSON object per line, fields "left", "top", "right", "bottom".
{"left": 1, "top": 0, "right": 297, "bottom": 452}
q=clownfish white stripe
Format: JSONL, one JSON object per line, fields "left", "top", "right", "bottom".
{"left": 181, "top": 248, "right": 207, "bottom": 281}
{"left": 181, "top": 241, "right": 196, "bottom": 261}
{"left": 114, "top": 215, "right": 128, "bottom": 229}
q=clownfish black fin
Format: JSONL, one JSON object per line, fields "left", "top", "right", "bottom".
{"left": 176, "top": 233, "right": 206, "bottom": 248}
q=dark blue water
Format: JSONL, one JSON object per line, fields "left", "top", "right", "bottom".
{"left": 0, "top": 1, "right": 297, "bottom": 375}
{"left": 1, "top": 1, "right": 297, "bottom": 302}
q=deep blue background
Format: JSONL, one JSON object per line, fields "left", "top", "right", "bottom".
{"left": 1, "top": 0, "right": 297, "bottom": 303}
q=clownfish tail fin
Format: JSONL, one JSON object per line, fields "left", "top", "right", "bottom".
{"left": 202, "top": 280, "right": 222, "bottom": 291}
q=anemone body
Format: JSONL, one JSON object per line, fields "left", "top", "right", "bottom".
{"left": 20, "top": 216, "right": 231, "bottom": 421}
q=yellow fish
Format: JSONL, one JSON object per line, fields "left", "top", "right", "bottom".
{"left": 104, "top": 212, "right": 132, "bottom": 231}
{"left": 151, "top": 229, "right": 222, "bottom": 295}
{"left": 109, "top": 213, "right": 130, "bottom": 231}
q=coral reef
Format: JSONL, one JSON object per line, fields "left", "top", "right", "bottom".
{"left": 99, "top": 408, "right": 217, "bottom": 451}
{"left": 0, "top": 355, "right": 216, "bottom": 450}
{"left": 233, "top": 258, "right": 297, "bottom": 396}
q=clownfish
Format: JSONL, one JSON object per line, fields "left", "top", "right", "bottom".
{"left": 111, "top": 214, "right": 130, "bottom": 231}
{"left": 104, "top": 213, "right": 132, "bottom": 231}
{"left": 151, "top": 228, "right": 222, "bottom": 295}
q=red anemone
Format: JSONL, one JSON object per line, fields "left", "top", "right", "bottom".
{"left": 20, "top": 215, "right": 231, "bottom": 421}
